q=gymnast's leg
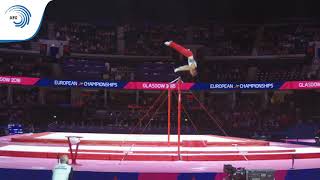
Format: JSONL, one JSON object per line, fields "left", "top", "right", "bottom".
{"left": 174, "top": 65, "right": 192, "bottom": 73}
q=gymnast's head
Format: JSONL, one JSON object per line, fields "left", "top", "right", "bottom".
{"left": 59, "top": 155, "right": 69, "bottom": 164}
{"left": 190, "top": 69, "right": 197, "bottom": 77}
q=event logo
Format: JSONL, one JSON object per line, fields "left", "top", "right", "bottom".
{"left": 0, "top": 0, "right": 52, "bottom": 42}
{"left": 5, "top": 5, "right": 31, "bottom": 28}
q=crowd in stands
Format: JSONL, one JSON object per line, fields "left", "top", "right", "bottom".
{"left": 1, "top": 20, "right": 320, "bottom": 137}
{"left": 2, "top": 21, "right": 319, "bottom": 56}
{"left": 0, "top": 21, "right": 318, "bottom": 83}
{"left": 255, "top": 64, "right": 307, "bottom": 81}
{"left": 0, "top": 42, "right": 32, "bottom": 50}
{"left": 62, "top": 58, "right": 110, "bottom": 79}
{"left": 0, "top": 87, "right": 37, "bottom": 134}
{"left": 205, "top": 92, "right": 299, "bottom": 137}
{"left": 200, "top": 64, "right": 248, "bottom": 82}
{"left": 203, "top": 24, "right": 257, "bottom": 56}
{"left": 259, "top": 24, "right": 320, "bottom": 55}
{"left": 122, "top": 24, "right": 188, "bottom": 56}
{"left": 54, "top": 23, "right": 117, "bottom": 54}
{"left": 0, "top": 55, "right": 51, "bottom": 78}
{"left": 0, "top": 84, "right": 317, "bottom": 139}
{"left": 54, "top": 90, "right": 317, "bottom": 137}
{"left": 0, "top": 54, "right": 310, "bottom": 82}
{"left": 48, "top": 22, "right": 259, "bottom": 56}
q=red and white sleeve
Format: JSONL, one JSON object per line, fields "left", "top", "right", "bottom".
{"left": 168, "top": 41, "right": 193, "bottom": 58}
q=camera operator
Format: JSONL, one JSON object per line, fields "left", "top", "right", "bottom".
{"left": 52, "top": 155, "right": 73, "bottom": 180}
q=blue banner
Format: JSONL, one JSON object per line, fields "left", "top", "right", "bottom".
{"left": 4, "top": 75, "right": 320, "bottom": 91}
{"left": 37, "top": 79, "right": 126, "bottom": 89}
{"left": 192, "top": 82, "right": 283, "bottom": 90}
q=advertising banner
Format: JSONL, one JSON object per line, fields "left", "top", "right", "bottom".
{"left": 2, "top": 75, "right": 320, "bottom": 91}
{"left": 279, "top": 81, "right": 320, "bottom": 90}
{"left": 0, "top": 76, "right": 40, "bottom": 85}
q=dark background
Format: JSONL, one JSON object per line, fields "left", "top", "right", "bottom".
{"left": 44, "top": 0, "right": 320, "bottom": 24}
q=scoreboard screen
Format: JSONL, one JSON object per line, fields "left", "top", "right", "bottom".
{"left": 7, "top": 123, "right": 23, "bottom": 135}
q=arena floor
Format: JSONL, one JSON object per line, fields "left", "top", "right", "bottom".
{"left": 9, "top": 132, "right": 270, "bottom": 146}
{"left": 1, "top": 132, "right": 320, "bottom": 173}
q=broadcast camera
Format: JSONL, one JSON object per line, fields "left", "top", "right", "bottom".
{"left": 223, "top": 165, "right": 275, "bottom": 180}
{"left": 223, "top": 164, "right": 246, "bottom": 180}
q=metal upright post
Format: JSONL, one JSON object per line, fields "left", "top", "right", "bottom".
{"left": 177, "top": 80, "right": 182, "bottom": 160}
{"left": 168, "top": 88, "right": 171, "bottom": 145}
